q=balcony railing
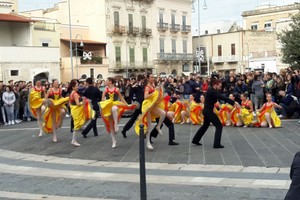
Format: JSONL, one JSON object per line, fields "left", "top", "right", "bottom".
{"left": 224, "top": 55, "right": 239, "bottom": 62}
{"left": 169, "top": 24, "right": 180, "bottom": 32}
{"left": 157, "top": 53, "right": 193, "bottom": 61}
{"left": 157, "top": 23, "right": 168, "bottom": 31}
{"left": 212, "top": 56, "right": 224, "bottom": 63}
{"left": 111, "top": 25, "right": 126, "bottom": 35}
{"left": 140, "top": 28, "right": 152, "bottom": 37}
{"left": 127, "top": 27, "right": 140, "bottom": 36}
{"left": 181, "top": 25, "right": 191, "bottom": 33}
{"left": 250, "top": 51, "right": 276, "bottom": 58}
{"left": 109, "top": 61, "right": 154, "bottom": 71}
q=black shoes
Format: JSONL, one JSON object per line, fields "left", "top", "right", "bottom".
{"left": 121, "top": 130, "right": 127, "bottom": 138}
{"left": 81, "top": 132, "right": 87, "bottom": 138}
{"left": 213, "top": 145, "right": 224, "bottom": 149}
{"left": 192, "top": 141, "right": 202, "bottom": 146}
{"left": 169, "top": 141, "right": 179, "bottom": 146}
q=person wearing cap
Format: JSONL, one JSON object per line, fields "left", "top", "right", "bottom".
{"left": 192, "top": 79, "right": 241, "bottom": 149}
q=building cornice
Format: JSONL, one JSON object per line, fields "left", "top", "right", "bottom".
{"left": 242, "top": 3, "right": 300, "bottom": 17}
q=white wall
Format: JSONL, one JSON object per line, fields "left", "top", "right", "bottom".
{"left": 10, "top": 23, "right": 30, "bottom": 46}
{"left": 0, "top": 22, "right": 12, "bottom": 46}
{"left": 0, "top": 46, "right": 60, "bottom": 62}
{"left": 249, "top": 59, "right": 277, "bottom": 73}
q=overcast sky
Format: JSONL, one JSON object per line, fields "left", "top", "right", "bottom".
{"left": 19, "top": 0, "right": 298, "bottom": 25}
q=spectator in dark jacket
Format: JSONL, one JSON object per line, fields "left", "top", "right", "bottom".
{"left": 285, "top": 151, "right": 300, "bottom": 200}
{"left": 275, "top": 90, "right": 294, "bottom": 119}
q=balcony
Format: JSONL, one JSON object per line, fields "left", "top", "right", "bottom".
{"left": 169, "top": 24, "right": 180, "bottom": 33}
{"left": 224, "top": 55, "right": 239, "bottom": 62}
{"left": 212, "top": 56, "right": 224, "bottom": 63}
{"left": 157, "top": 23, "right": 168, "bottom": 31}
{"left": 127, "top": 27, "right": 140, "bottom": 36}
{"left": 109, "top": 61, "right": 153, "bottom": 72}
{"left": 140, "top": 28, "right": 152, "bottom": 37}
{"left": 157, "top": 53, "right": 193, "bottom": 61}
{"left": 181, "top": 25, "right": 191, "bottom": 33}
{"left": 111, "top": 25, "right": 126, "bottom": 35}
{"left": 250, "top": 51, "right": 276, "bottom": 58}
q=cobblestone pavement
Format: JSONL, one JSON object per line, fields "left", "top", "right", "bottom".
{"left": 0, "top": 119, "right": 298, "bottom": 199}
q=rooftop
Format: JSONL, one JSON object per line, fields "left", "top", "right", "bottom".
{"left": 0, "top": 13, "right": 34, "bottom": 23}
{"left": 242, "top": 3, "right": 300, "bottom": 17}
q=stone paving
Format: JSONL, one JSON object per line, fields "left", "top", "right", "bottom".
{"left": 0, "top": 118, "right": 298, "bottom": 199}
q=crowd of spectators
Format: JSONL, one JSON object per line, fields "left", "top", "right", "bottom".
{"left": 0, "top": 67, "right": 300, "bottom": 126}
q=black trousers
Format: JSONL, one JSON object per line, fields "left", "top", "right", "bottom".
{"left": 82, "top": 111, "right": 98, "bottom": 136}
{"left": 122, "top": 108, "right": 141, "bottom": 133}
{"left": 150, "top": 117, "right": 175, "bottom": 143}
{"left": 192, "top": 108, "right": 223, "bottom": 147}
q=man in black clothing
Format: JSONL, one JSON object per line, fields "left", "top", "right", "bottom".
{"left": 150, "top": 117, "right": 179, "bottom": 145}
{"left": 81, "top": 78, "right": 102, "bottom": 138}
{"left": 121, "top": 75, "right": 145, "bottom": 138}
{"left": 285, "top": 151, "right": 300, "bottom": 200}
{"left": 192, "top": 79, "right": 240, "bottom": 148}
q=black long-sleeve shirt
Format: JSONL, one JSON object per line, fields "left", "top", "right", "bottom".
{"left": 83, "top": 86, "right": 102, "bottom": 111}
{"left": 204, "top": 87, "right": 235, "bottom": 111}
{"left": 130, "top": 84, "right": 144, "bottom": 105}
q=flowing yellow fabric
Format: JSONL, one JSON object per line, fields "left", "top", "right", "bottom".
{"left": 240, "top": 108, "right": 254, "bottom": 126}
{"left": 218, "top": 104, "right": 234, "bottom": 125}
{"left": 43, "top": 97, "right": 69, "bottom": 134}
{"left": 256, "top": 103, "right": 281, "bottom": 127}
{"left": 71, "top": 98, "right": 94, "bottom": 131}
{"left": 135, "top": 87, "right": 164, "bottom": 135}
{"left": 189, "top": 101, "right": 203, "bottom": 125}
{"left": 28, "top": 88, "right": 44, "bottom": 118}
{"left": 230, "top": 107, "right": 240, "bottom": 126}
{"left": 100, "top": 98, "right": 136, "bottom": 133}
{"left": 169, "top": 101, "right": 183, "bottom": 123}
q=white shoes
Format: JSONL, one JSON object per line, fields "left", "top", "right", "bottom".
{"left": 11, "top": 121, "right": 15, "bottom": 125}
{"left": 147, "top": 143, "right": 154, "bottom": 150}
{"left": 112, "top": 141, "right": 116, "bottom": 149}
{"left": 71, "top": 141, "right": 80, "bottom": 147}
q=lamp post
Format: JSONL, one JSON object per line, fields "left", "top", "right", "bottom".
{"left": 75, "top": 34, "right": 84, "bottom": 79}
{"left": 194, "top": 0, "right": 207, "bottom": 75}
{"left": 68, "top": 0, "right": 74, "bottom": 79}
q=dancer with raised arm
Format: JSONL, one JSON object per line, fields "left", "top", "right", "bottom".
{"left": 100, "top": 77, "right": 136, "bottom": 148}
{"left": 135, "top": 73, "right": 166, "bottom": 150}
{"left": 43, "top": 79, "right": 69, "bottom": 142}
{"left": 192, "top": 79, "right": 240, "bottom": 149}
{"left": 28, "top": 79, "right": 46, "bottom": 137}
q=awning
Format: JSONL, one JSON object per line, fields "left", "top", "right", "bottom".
{"left": 0, "top": 13, "right": 35, "bottom": 23}
{"left": 61, "top": 38, "right": 106, "bottom": 45}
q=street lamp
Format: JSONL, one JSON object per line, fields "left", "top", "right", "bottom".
{"left": 75, "top": 34, "right": 84, "bottom": 79}
{"left": 193, "top": 0, "right": 207, "bottom": 75}
{"left": 68, "top": 0, "right": 74, "bottom": 79}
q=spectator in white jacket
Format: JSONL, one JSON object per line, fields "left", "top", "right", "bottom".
{"left": 2, "top": 86, "right": 16, "bottom": 125}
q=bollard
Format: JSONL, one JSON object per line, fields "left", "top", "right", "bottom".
{"left": 139, "top": 124, "right": 147, "bottom": 200}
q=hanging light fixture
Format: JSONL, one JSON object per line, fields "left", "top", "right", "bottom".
{"left": 203, "top": 0, "right": 207, "bottom": 10}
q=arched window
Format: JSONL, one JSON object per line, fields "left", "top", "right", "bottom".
{"left": 81, "top": 74, "right": 87, "bottom": 79}
{"left": 97, "top": 74, "right": 103, "bottom": 79}
{"left": 171, "top": 69, "right": 177, "bottom": 76}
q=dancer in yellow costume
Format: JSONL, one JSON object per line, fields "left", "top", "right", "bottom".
{"left": 189, "top": 94, "right": 202, "bottom": 125}
{"left": 28, "top": 79, "right": 46, "bottom": 137}
{"left": 219, "top": 94, "right": 235, "bottom": 126}
{"left": 43, "top": 79, "right": 69, "bottom": 142}
{"left": 100, "top": 77, "right": 136, "bottom": 148}
{"left": 256, "top": 93, "right": 282, "bottom": 128}
{"left": 240, "top": 93, "right": 254, "bottom": 127}
{"left": 167, "top": 93, "right": 184, "bottom": 124}
{"left": 69, "top": 80, "right": 94, "bottom": 147}
{"left": 135, "top": 73, "right": 166, "bottom": 150}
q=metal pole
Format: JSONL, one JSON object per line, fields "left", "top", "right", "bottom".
{"left": 198, "top": 0, "right": 201, "bottom": 75}
{"left": 139, "top": 124, "right": 147, "bottom": 200}
{"left": 68, "top": 0, "right": 74, "bottom": 79}
{"left": 75, "top": 42, "right": 78, "bottom": 79}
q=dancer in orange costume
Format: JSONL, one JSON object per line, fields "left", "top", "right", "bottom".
{"left": 43, "top": 79, "right": 69, "bottom": 142}
{"left": 135, "top": 73, "right": 166, "bottom": 150}
{"left": 218, "top": 94, "right": 235, "bottom": 126}
{"left": 100, "top": 77, "right": 136, "bottom": 148}
{"left": 239, "top": 93, "right": 254, "bottom": 127}
{"left": 256, "top": 93, "right": 282, "bottom": 128}
{"left": 189, "top": 94, "right": 203, "bottom": 125}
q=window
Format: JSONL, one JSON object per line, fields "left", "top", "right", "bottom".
{"left": 81, "top": 74, "right": 87, "bottom": 79}
{"left": 172, "top": 38, "right": 176, "bottom": 53}
{"left": 171, "top": 12, "right": 175, "bottom": 25}
{"left": 205, "top": 30, "right": 208, "bottom": 34}
{"left": 129, "top": 47, "right": 135, "bottom": 63}
{"left": 218, "top": 45, "right": 222, "bottom": 56}
{"left": 217, "top": 29, "right": 220, "bottom": 34}
{"left": 182, "top": 63, "right": 189, "bottom": 72}
{"left": 90, "top": 68, "right": 94, "bottom": 78}
{"left": 183, "top": 40, "right": 187, "bottom": 54}
{"left": 231, "top": 44, "right": 236, "bottom": 55}
{"left": 159, "top": 11, "right": 163, "bottom": 24}
{"left": 114, "top": 11, "right": 119, "bottom": 27}
{"left": 251, "top": 23, "right": 258, "bottom": 30}
{"left": 143, "top": 48, "right": 148, "bottom": 62}
{"left": 42, "top": 43, "right": 49, "bottom": 47}
{"left": 128, "top": 14, "right": 133, "bottom": 32}
{"left": 182, "top": 15, "right": 186, "bottom": 26}
{"left": 115, "top": 46, "right": 121, "bottom": 62}
{"left": 159, "top": 38, "right": 164, "bottom": 53}
{"left": 10, "top": 70, "right": 19, "bottom": 76}
{"left": 142, "top": 16, "right": 146, "bottom": 30}
{"left": 264, "top": 22, "right": 272, "bottom": 28}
